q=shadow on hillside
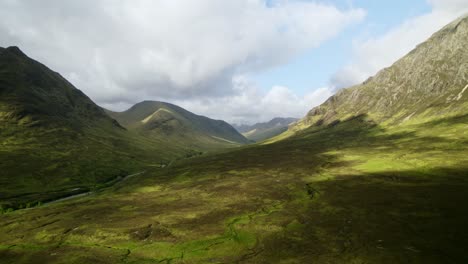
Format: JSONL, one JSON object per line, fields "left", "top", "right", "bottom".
{"left": 256, "top": 164, "right": 468, "bottom": 264}
{"left": 0, "top": 114, "right": 466, "bottom": 264}
{"left": 160, "top": 114, "right": 461, "bottom": 175}
{"left": 418, "top": 113, "right": 468, "bottom": 127}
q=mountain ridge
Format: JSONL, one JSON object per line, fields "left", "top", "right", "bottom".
{"left": 283, "top": 14, "right": 468, "bottom": 136}
{"left": 233, "top": 117, "right": 298, "bottom": 142}
{"left": 1, "top": 47, "right": 241, "bottom": 208}
{"left": 0, "top": 46, "right": 114, "bottom": 128}
{"left": 106, "top": 100, "right": 249, "bottom": 147}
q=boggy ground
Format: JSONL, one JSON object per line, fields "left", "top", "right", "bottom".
{"left": 0, "top": 114, "right": 467, "bottom": 263}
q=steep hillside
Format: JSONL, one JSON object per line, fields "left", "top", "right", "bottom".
{"left": 107, "top": 101, "right": 249, "bottom": 149}
{"left": 287, "top": 15, "right": 468, "bottom": 135}
{"left": 234, "top": 117, "right": 298, "bottom": 142}
{"left": 0, "top": 46, "right": 114, "bottom": 127}
{"left": 0, "top": 47, "right": 184, "bottom": 209}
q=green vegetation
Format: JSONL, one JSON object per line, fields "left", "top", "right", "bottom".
{"left": 106, "top": 100, "right": 249, "bottom": 149}
{"left": 0, "top": 109, "right": 180, "bottom": 210}
{"left": 0, "top": 113, "right": 467, "bottom": 263}
{"left": 0, "top": 47, "right": 244, "bottom": 210}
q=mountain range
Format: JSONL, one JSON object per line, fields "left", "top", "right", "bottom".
{"left": 107, "top": 101, "right": 248, "bottom": 148}
{"left": 233, "top": 117, "right": 298, "bottom": 142}
{"left": 0, "top": 46, "right": 247, "bottom": 208}
{"left": 0, "top": 14, "right": 467, "bottom": 264}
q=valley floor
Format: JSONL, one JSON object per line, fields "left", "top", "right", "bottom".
{"left": 1, "top": 114, "right": 467, "bottom": 263}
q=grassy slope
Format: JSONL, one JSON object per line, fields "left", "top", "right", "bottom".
{"left": 0, "top": 112, "right": 466, "bottom": 263}
{"left": 0, "top": 109, "right": 190, "bottom": 209}
{"left": 0, "top": 46, "right": 248, "bottom": 210}
{"left": 243, "top": 126, "right": 288, "bottom": 142}
{"left": 237, "top": 118, "right": 298, "bottom": 142}
{"left": 0, "top": 47, "right": 190, "bottom": 209}
{"left": 106, "top": 101, "right": 249, "bottom": 151}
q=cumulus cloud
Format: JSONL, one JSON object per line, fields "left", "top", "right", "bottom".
{"left": 168, "top": 77, "right": 333, "bottom": 125}
{"left": 0, "top": 0, "right": 363, "bottom": 123}
{"left": 331, "top": 0, "right": 468, "bottom": 89}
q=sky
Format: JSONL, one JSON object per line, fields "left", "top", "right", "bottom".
{"left": 0, "top": 0, "right": 467, "bottom": 124}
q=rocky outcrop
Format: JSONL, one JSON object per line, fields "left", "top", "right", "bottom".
{"left": 290, "top": 15, "right": 468, "bottom": 132}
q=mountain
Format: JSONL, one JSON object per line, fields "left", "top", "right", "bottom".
{"left": 233, "top": 117, "right": 298, "bottom": 142}
{"left": 1, "top": 17, "right": 467, "bottom": 264}
{"left": 284, "top": 15, "right": 468, "bottom": 136}
{"left": 0, "top": 46, "right": 115, "bottom": 128}
{"left": 106, "top": 101, "right": 249, "bottom": 148}
{"left": 0, "top": 46, "right": 247, "bottom": 209}
{"left": 0, "top": 47, "right": 188, "bottom": 208}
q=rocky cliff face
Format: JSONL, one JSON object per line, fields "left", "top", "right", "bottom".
{"left": 290, "top": 15, "right": 468, "bottom": 132}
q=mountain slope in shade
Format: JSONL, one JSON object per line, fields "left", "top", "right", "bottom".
{"left": 0, "top": 47, "right": 185, "bottom": 208}
{"left": 0, "top": 46, "right": 116, "bottom": 128}
{"left": 234, "top": 117, "right": 298, "bottom": 142}
{"left": 106, "top": 101, "right": 249, "bottom": 148}
{"left": 284, "top": 15, "right": 468, "bottom": 136}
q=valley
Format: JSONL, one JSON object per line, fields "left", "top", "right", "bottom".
{"left": 0, "top": 46, "right": 248, "bottom": 210}
{"left": 233, "top": 117, "right": 298, "bottom": 142}
{"left": 1, "top": 113, "right": 467, "bottom": 263}
{"left": 0, "top": 7, "right": 467, "bottom": 264}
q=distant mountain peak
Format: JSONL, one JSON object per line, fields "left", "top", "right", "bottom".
{"left": 234, "top": 117, "right": 298, "bottom": 142}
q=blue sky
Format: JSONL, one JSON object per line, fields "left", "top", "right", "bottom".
{"left": 255, "top": 0, "right": 432, "bottom": 95}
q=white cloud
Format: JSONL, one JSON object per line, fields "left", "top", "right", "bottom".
{"left": 171, "top": 78, "right": 333, "bottom": 125}
{"left": 428, "top": 0, "right": 468, "bottom": 12}
{"left": 0, "top": 0, "right": 363, "bottom": 108}
{"left": 331, "top": 0, "right": 468, "bottom": 88}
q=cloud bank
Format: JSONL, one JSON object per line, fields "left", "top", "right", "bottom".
{"left": 173, "top": 76, "right": 333, "bottom": 125}
{"left": 0, "top": 0, "right": 364, "bottom": 123}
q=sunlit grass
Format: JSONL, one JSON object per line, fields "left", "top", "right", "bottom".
{"left": 0, "top": 114, "right": 467, "bottom": 263}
